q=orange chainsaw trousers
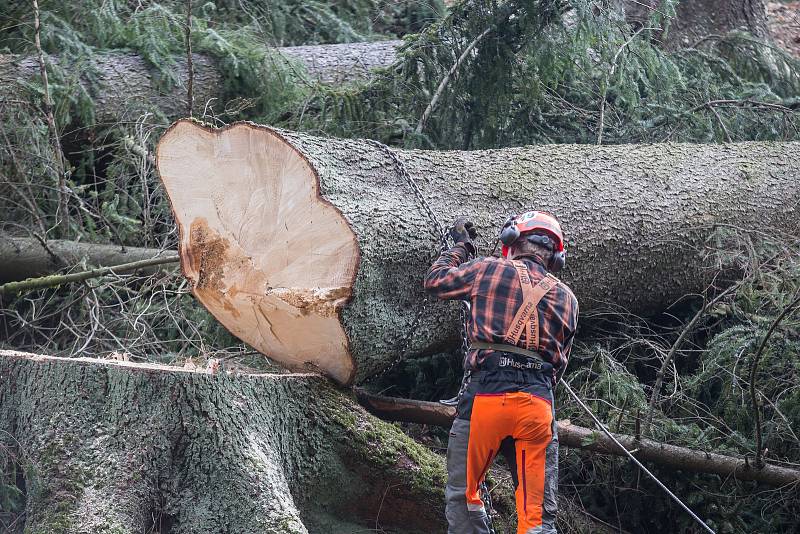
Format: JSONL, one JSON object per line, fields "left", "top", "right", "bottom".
{"left": 466, "top": 392, "right": 553, "bottom": 534}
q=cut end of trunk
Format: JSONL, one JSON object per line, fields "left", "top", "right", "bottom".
{"left": 156, "top": 120, "right": 359, "bottom": 385}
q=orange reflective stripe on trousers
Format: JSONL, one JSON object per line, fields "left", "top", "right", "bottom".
{"left": 465, "top": 392, "right": 553, "bottom": 534}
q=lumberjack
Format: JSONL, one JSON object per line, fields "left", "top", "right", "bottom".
{"left": 425, "top": 211, "right": 578, "bottom": 534}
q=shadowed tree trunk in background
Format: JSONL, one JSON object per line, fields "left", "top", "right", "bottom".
{"left": 0, "top": 237, "right": 173, "bottom": 283}
{"left": 0, "top": 41, "right": 400, "bottom": 129}
{"left": 667, "top": 0, "right": 769, "bottom": 47}
{"left": 621, "top": 0, "right": 770, "bottom": 48}
{"left": 156, "top": 120, "right": 800, "bottom": 385}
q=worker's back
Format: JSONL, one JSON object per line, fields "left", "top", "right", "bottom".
{"left": 425, "top": 249, "right": 578, "bottom": 384}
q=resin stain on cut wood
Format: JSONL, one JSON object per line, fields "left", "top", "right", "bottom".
{"left": 157, "top": 121, "right": 360, "bottom": 385}
{"left": 187, "top": 218, "right": 230, "bottom": 292}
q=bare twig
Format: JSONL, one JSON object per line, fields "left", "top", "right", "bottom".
{"left": 690, "top": 99, "right": 795, "bottom": 115}
{"left": 414, "top": 27, "right": 492, "bottom": 135}
{"left": 643, "top": 248, "right": 787, "bottom": 436}
{"left": 643, "top": 282, "right": 741, "bottom": 436}
{"left": 749, "top": 290, "right": 800, "bottom": 469}
{"left": 706, "top": 102, "right": 733, "bottom": 143}
{"left": 597, "top": 27, "right": 649, "bottom": 145}
{"left": 0, "top": 122, "right": 48, "bottom": 236}
{"left": 31, "top": 0, "right": 69, "bottom": 235}
{"left": 0, "top": 255, "right": 179, "bottom": 296}
{"left": 185, "top": 0, "right": 194, "bottom": 117}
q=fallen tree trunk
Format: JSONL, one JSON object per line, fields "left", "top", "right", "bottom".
{"left": 279, "top": 40, "right": 400, "bottom": 83}
{"left": 0, "top": 350, "right": 460, "bottom": 534}
{"left": 0, "top": 237, "right": 174, "bottom": 283}
{"left": 155, "top": 120, "right": 800, "bottom": 385}
{"left": 0, "top": 41, "right": 399, "bottom": 127}
{"left": 0, "top": 255, "right": 179, "bottom": 295}
{"left": 356, "top": 391, "right": 800, "bottom": 487}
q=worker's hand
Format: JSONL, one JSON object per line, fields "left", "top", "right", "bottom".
{"left": 449, "top": 217, "right": 478, "bottom": 256}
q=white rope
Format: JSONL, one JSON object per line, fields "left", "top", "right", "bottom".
{"left": 561, "top": 380, "right": 716, "bottom": 534}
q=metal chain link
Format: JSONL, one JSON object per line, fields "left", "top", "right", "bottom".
{"left": 364, "top": 139, "right": 450, "bottom": 249}
{"left": 360, "top": 140, "right": 450, "bottom": 384}
{"left": 360, "top": 140, "right": 495, "bottom": 534}
{"left": 360, "top": 139, "right": 471, "bottom": 382}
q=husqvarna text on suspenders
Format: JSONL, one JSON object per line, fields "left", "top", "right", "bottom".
{"left": 470, "top": 260, "right": 559, "bottom": 362}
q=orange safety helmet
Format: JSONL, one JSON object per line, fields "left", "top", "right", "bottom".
{"left": 499, "top": 211, "right": 566, "bottom": 270}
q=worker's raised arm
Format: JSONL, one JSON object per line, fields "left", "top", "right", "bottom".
{"left": 424, "top": 243, "right": 482, "bottom": 300}
{"left": 424, "top": 217, "right": 482, "bottom": 300}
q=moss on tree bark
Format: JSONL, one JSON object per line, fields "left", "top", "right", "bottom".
{"left": 0, "top": 350, "right": 459, "bottom": 534}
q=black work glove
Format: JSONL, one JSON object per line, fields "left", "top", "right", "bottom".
{"left": 449, "top": 217, "right": 478, "bottom": 256}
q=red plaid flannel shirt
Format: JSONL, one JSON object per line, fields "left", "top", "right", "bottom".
{"left": 424, "top": 244, "right": 579, "bottom": 381}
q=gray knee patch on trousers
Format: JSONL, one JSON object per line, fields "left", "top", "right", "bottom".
{"left": 539, "top": 404, "right": 559, "bottom": 533}
{"left": 445, "top": 418, "right": 472, "bottom": 534}
{"left": 445, "top": 418, "right": 494, "bottom": 534}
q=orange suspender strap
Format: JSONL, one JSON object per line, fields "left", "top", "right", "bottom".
{"left": 504, "top": 261, "right": 559, "bottom": 351}
{"left": 505, "top": 261, "right": 536, "bottom": 349}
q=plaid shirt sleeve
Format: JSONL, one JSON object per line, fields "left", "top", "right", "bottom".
{"left": 423, "top": 244, "right": 483, "bottom": 300}
{"left": 555, "top": 292, "right": 579, "bottom": 383}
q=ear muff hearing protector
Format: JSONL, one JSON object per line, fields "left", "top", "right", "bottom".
{"left": 499, "top": 216, "right": 520, "bottom": 247}
{"left": 525, "top": 234, "right": 566, "bottom": 272}
{"left": 551, "top": 249, "right": 566, "bottom": 272}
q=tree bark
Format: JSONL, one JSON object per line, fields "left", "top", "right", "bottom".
{"left": 280, "top": 40, "right": 400, "bottom": 83}
{"left": 0, "top": 350, "right": 458, "bottom": 534}
{"left": 620, "top": 0, "right": 770, "bottom": 48}
{"left": 0, "top": 41, "right": 400, "bottom": 128}
{"left": 155, "top": 120, "right": 800, "bottom": 385}
{"left": 668, "top": 0, "right": 769, "bottom": 47}
{"left": 356, "top": 392, "right": 800, "bottom": 487}
{"left": 0, "top": 237, "right": 174, "bottom": 283}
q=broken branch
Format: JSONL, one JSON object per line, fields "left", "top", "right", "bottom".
{"left": 356, "top": 391, "right": 800, "bottom": 487}
{"left": 0, "top": 255, "right": 179, "bottom": 296}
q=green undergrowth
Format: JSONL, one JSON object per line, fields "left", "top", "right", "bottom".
{"left": 286, "top": 0, "right": 800, "bottom": 148}
{"left": 569, "top": 273, "right": 800, "bottom": 531}
{"left": 2, "top": 1, "right": 312, "bottom": 129}
{"left": 0, "top": 0, "right": 445, "bottom": 49}
{"left": 551, "top": 237, "right": 800, "bottom": 533}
